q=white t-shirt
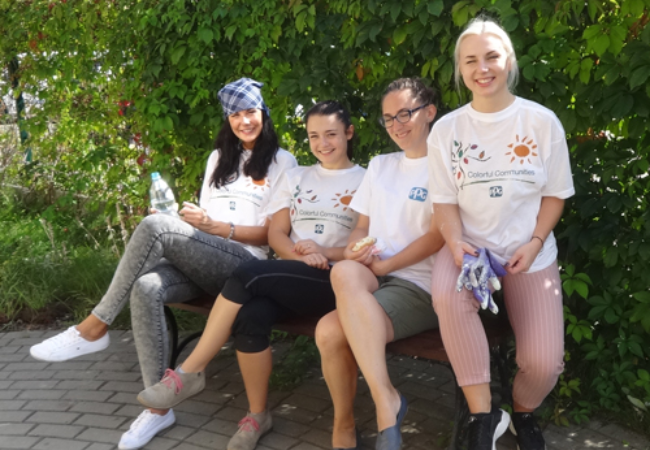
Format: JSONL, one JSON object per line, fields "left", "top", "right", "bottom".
{"left": 267, "top": 164, "right": 366, "bottom": 251}
{"left": 200, "top": 148, "right": 297, "bottom": 259}
{"left": 427, "top": 97, "right": 574, "bottom": 273}
{"left": 350, "top": 152, "right": 434, "bottom": 293}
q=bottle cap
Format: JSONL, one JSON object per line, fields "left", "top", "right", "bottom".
{"left": 151, "top": 172, "right": 161, "bottom": 180}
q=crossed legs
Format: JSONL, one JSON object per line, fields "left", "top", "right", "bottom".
{"left": 316, "top": 260, "right": 399, "bottom": 448}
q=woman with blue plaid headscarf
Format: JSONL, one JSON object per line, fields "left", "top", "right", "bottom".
{"left": 29, "top": 78, "right": 297, "bottom": 450}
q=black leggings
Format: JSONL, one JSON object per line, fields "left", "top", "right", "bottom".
{"left": 221, "top": 259, "right": 336, "bottom": 353}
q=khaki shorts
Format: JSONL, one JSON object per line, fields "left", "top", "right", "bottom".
{"left": 373, "top": 276, "right": 439, "bottom": 341}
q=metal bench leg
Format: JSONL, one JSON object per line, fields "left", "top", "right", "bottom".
{"left": 492, "top": 343, "right": 513, "bottom": 406}
{"left": 171, "top": 331, "right": 204, "bottom": 368}
{"left": 163, "top": 306, "right": 206, "bottom": 369}
{"left": 164, "top": 306, "right": 179, "bottom": 369}
{"left": 449, "top": 378, "right": 470, "bottom": 450}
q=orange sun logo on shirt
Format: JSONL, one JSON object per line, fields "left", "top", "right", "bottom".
{"left": 246, "top": 177, "right": 270, "bottom": 191}
{"left": 332, "top": 189, "right": 356, "bottom": 211}
{"left": 506, "top": 135, "right": 538, "bottom": 164}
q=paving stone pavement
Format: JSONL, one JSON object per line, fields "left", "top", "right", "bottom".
{"left": 0, "top": 329, "right": 648, "bottom": 450}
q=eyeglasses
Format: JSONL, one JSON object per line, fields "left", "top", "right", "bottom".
{"left": 379, "top": 104, "right": 429, "bottom": 128}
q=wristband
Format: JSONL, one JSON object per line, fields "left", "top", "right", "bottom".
{"left": 226, "top": 222, "right": 235, "bottom": 241}
{"left": 531, "top": 235, "right": 544, "bottom": 245}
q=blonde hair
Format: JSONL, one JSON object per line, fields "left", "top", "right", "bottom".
{"left": 453, "top": 16, "right": 519, "bottom": 92}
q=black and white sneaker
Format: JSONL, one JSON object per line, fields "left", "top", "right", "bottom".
{"left": 509, "top": 412, "right": 546, "bottom": 450}
{"left": 467, "top": 407, "right": 510, "bottom": 450}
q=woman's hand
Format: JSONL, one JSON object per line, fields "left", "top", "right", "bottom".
{"left": 368, "top": 256, "right": 391, "bottom": 277}
{"left": 179, "top": 202, "right": 209, "bottom": 228}
{"left": 293, "top": 239, "right": 324, "bottom": 256}
{"left": 300, "top": 253, "right": 330, "bottom": 270}
{"left": 450, "top": 240, "right": 478, "bottom": 268}
{"left": 343, "top": 240, "right": 374, "bottom": 265}
{"left": 506, "top": 239, "right": 543, "bottom": 275}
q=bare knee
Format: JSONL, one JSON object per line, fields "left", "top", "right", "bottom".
{"left": 330, "top": 261, "right": 358, "bottom": 289}
{"left": 315, "top": 313, "right": 348, "bottom": 355}
{"left": 331, "top": 261, "right": 376, "bottom": 296}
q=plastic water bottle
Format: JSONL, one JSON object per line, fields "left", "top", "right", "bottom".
{"left": 149, "top": 172, "right": 179, "bottom": 217}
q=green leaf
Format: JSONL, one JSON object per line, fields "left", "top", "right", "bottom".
{"left": 430, "top": 20, "right": 444, "bottom": 38}
{"left": 427, "top": 0, "right": 444, "bottom": 17}
{"left": 393, "top": 25, "right": 408, "bottom": 45}
{"left": 587, "top": 0, "right": 598, "bottom": 21}
{"left": 390, "top": 2, "right": 401, "bottom": 21}
{"left": 523, "top": 64, "right": 536, "bottom": 81}
{"left": 369, "top": 22, "right": 382, "bottom": 41}
{"left": 593, "top": 35, "right": 610, "bottom": 57}
{"left": 528, "top": 45, "right": 541, "bottom": 59}
{"left": 638, "top": 369, "right": 650, "bottom": 382}
{"left": 451, "top": 1, "right": 469, "bottom": 27}
{"left": 421, "top": 61, "right": 431, "bottom": 78}
{"left": 633, "top": 291, "right": 650, "bottom": 303}
{"left": 439, "top": 60, "right": 453, "bottom": 84}
{"left": 605, "top": 307, "right": 619, "bottom": 324}
{"left": 270, "top": 25, "right": 282, "bottom": 43}
{"left": 582, "top": 24, "right": 602, "bottom": 40}
{"left": 572, "top": 327, "right": 584, "bottom": 343}
{"left": 198, "top": 27, "right": 213, "bottom": 44}
{"left": 627, "top": 395, "right": 648, "bottom": 411}
{"left": 638, "top": 244, "right": 650, "bottom": 261}
{"left": 611, "top": 94, "right": 634, "bottom": 118}
{"left": 604, "top": 247, "right": 618, "bottom": 268}
{"left": 225, "top": 25, "right": 237, "bottom": 41}
{"left": 296, "top": 11, "right": 307, "bottom": 32}
{"left": 588, "top": 305, "right": 608, "bottom": 320}
{"left": 574, "top": 281, "right": 589, "bottom": 299}
{"left": 628, "top": 341, "right": 644, "bottom": 358}
{"left": 563, "top": 279, "right": 575, "bottom": 297}
{"left": 629, "top": 65, "right": 650, "bottom": 89}
{"left": 580, "top": 59, "right": 593, "bottom": 84}
{"left": 171, "top": 46, "right": 186, "bottom": 65}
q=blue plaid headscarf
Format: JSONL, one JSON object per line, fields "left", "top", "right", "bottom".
{"left": 218, "top": 78, "right": 270, "bottom": 118}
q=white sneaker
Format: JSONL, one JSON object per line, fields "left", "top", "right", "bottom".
{"left": 29, "top": 326, "right": 110, "bottom": 362}
{"left": 118, "top": 409, "right": 175, "bottom": 450}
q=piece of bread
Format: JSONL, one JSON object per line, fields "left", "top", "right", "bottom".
{"left": 352, "top": 236, "right": 377, "bottom": 251}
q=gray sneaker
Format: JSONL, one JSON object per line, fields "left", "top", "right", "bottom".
{"left": 228, "top": 410, "right": 273, "bottom": 450}
{"left": 137, "top": 367, "right": 205, "bottom": 409}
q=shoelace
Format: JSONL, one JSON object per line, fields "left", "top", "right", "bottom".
{"left": 237, "top": 416, "right": 260, "bottom": 433}
{"left": 46, "top": 327, "right": 80, "bottom": 346}
{"left": 128, "top": 411, "right": 154, "bottom": 435}
{"left": 160, "top": 369, "right": 183, "bottom": 394}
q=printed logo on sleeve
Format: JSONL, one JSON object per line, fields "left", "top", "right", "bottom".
{"left": 229, "top": 201, "right": 236, "bottom": 211}
{"left": 489, "top": 186, "right": 503, "bottom": 198}
{"left": 408, "top": 187, "right": 428, "bottom": 202}
{"left": 315, "top": 224, "right": 324, "bottom": 234}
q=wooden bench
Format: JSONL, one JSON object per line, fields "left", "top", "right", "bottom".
{"left": 163, "top": 296, "right": 513, "bottom": 450}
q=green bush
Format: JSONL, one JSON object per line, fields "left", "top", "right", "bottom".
{"left": 1, "top": 0, "right": 649, "bottom": 425}
{"left": 0, "top": 188, "right": 119, "bottom": 321}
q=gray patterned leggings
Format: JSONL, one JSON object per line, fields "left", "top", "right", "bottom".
{"left": 91, "top": 214, "right": 256, "bottom": 387}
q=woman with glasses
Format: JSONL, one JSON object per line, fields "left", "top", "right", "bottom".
{"left": 315, "top": 78, "right": 444, "bottom": 450}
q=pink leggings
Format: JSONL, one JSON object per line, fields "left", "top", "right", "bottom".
{"left": 431, "top": 245, "right": 564, "bottom": 409}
